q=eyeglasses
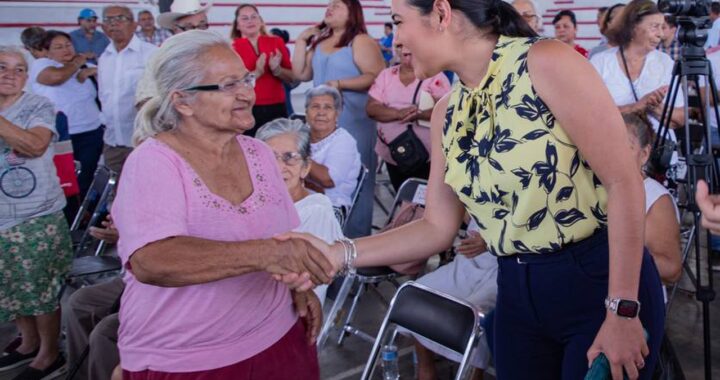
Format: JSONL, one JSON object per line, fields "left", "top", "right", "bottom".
{"left": 274, "top": 151, "right": 304, "bottom": 166}
{"left": 103, "top": 15, "right": 132, "bottom": 24}
{"left": 0, "top": 65, "right": 27, "bottom": 76}
{"left": 181, "top": 73, "right": 256, "bottom": 93}
{"left": 239, "top": 15, "right": 260, "bottom": 23}
{"left": 175, "top": 22, "right": 209, "bottom": 31}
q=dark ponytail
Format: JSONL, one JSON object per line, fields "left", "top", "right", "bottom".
{"left": 406, "top": 0, "right": 537, "bottom": 38}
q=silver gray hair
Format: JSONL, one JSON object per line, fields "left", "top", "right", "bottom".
{"left": 305, "top": 84, "right": 343, "bottom": 112}
{"left": 0, "top": 45, "right": 29, "bottom": 67}
{"left": 255, "top": 118, "right": 312, "bottom": 162}
{"left": 133, "top": 30, "right": 232, "bottom": 145}
{"left": 103, "top": 5, "right": 134, "bottom": 20}
{"left": 511, "top": 0, "right": 541, "bottom": 14}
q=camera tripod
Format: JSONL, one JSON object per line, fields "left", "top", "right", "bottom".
{"left": 655, "top": 40, "right": 717, "bottom": 380}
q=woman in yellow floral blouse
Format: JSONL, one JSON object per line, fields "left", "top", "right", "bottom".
{"left": 283, "top": 0, "right": 665, "bottom": 378}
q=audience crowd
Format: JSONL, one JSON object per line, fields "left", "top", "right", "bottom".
{"left": 2, "top": 0, "right": 718, "bottom": 378}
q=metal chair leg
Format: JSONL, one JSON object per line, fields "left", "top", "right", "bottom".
{"left": 318, "top": 274, "right": 356, "bottom": 348}
{"left": 338, "top": 282, "right": 366, "bottom": 346}
{"left": 667, "top": 223, "right": 697, "bottom": 313}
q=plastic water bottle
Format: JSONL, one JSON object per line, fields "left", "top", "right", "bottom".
{"left": 381, "top": 344, "right": 400, "bottom": 380}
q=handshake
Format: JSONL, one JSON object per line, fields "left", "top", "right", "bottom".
{"left": 264, "top": 233, "right": 346, "bottom": 291}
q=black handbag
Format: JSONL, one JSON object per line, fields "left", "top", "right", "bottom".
{"left": 378, "top": 80, "right": 429, "bottom": 173}
{"left": 619, "top": 47, "right": 676, "bottom": 178}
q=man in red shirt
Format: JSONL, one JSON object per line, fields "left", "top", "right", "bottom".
{"left": 553, "top": 10, "right": 589, "bottom": 58}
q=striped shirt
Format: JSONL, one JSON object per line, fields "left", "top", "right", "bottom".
{"left": 135, "top": 28, "right": 173, "bottom": 46}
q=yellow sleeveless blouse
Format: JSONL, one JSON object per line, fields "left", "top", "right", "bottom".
{"left": 442, "top": 36, "right": 608, "bottom": 256}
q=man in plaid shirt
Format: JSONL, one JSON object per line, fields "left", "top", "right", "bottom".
{"left": 135, "top": 10, "right": 172, "bottom": 46}
{"left": 658, "top": 15, "right": 680, "bottom": 61}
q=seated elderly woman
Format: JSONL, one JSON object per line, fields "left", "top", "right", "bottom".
{"left": 0, "top": 46, "right": 72, "bottom": 379}
{"left": 304, "top": 85, "right": 361, "bottom": 210}
{"left": 624, "top": 112, "right": 682, "bottom": 285}
{"left": 256, "top": 118, "right": 344, "bottom": 306}
{"left": 110, "top": 31, "right": 331, "bottom": 379}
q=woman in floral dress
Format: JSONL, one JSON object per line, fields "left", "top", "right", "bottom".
{"left": 0, "top": 46, "right": 72, "bottom": 380}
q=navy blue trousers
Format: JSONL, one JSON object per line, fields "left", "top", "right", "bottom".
{"left": 71, "top": 126, "right": 104, "bottom": 199}
{"left": 486, "top": 231, "right": 665, "bottom": 379}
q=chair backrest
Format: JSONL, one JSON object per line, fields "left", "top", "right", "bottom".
{"left": 343, "top": 165, "right": 369, "bottom": 226}
{"left": 386, "top": 178, "right": 428, "bottom": 224}
{"left": 289, "top": 113, "right": 307, "bottom": 123}
{"left": 389, "top": 281, "right": 480, "bottom": 354}
{"left": 71, "top": 166, "right": 116, "bottom": 232}
{"left": 332, "top": 206, "right": 345, "bottom": 226}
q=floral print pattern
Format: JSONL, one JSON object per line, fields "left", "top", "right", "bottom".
{"left": 442, "top": 36, "right": 608, "bottom": 256}
{"left": 0, "top": 212, "right": 72, "bottom": 321}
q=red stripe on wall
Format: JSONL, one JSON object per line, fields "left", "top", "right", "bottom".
{"left": 546, "top": 6, "right": 600, "bottom": 12}
{"left": 0, "top": 0, "right": 389, "bottom": 8}
{"left": 212, "top": 2, "right": 389, "bottom": 9}
{"left": 0, "top": 0, "right": 139, "bottom": 3}
{"left": 0, "top": 20, "right": 393, "bottom": 28}
{"left": 543, "top": 21, "right": 599, "bottom": 25}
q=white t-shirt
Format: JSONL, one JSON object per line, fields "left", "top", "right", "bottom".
{"left": 0, "top": 93, "right": 66, "bottom": 230}
{"left": 294, "top": 192, "right": 344, "bottom": 306}
{"left": 644, "top": 177, "right": 679, "bottom": 220}
{"left": 310, "top": 128, "right": 362, "bottom": 207}
{"left": 590, "top": 48, "right": 683, "bottom": 143}
{"left": 28, "top": 58, "right": 101, "bottom": 135}
{"left": 644, "top": 177, "right": 679, "bottom": 303}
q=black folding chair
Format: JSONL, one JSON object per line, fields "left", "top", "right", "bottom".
{"left": 318, "top": 178, "right": 429, "bottom": 348}
{"left": 289, "top": 113, "right": 306, "bottom": 123}
{"left": 361, "top": 281, "right": 485, "bottom": 380}
{"left": 70, "top": 166, "right": 116, "bottom": 256}
{"left": 336, "top": 164, "right": 369, "bottom": 231}
{"left": 59, "top": 166, "right": 121, "bottom": 300}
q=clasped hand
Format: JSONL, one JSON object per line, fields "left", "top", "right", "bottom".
{"left": 270, "top": 232, "right": 340, "bottom": 291}
{"left": 264, "top": 234, "right": 337, "bottom": 290}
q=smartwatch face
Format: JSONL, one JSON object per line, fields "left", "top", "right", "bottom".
{"left": 617, "top": 299, "right": 640, "bottom": 318}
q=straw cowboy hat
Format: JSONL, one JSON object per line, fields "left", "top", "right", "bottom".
{"left": 157, "top": 0, "right": 212, "bottom": 30}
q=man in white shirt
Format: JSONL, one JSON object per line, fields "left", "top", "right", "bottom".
{"left": 98, "top": 5, "right": 157, "bottom": 173}
{"left": 705, "top": 2, "right": 720, "bottom": 50}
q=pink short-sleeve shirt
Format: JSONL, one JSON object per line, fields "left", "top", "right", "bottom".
{"left": 369, "top": 67, "right": 452, "bottom": 165}
{"left": 111, "top": 136, "right": 300, "bottom": 373}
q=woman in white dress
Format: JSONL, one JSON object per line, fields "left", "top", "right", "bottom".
{"left": 256, "top": 118, "right": 344, "bottom": 305}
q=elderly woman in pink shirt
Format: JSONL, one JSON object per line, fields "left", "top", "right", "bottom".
{"left": 111, "top": 31, "right": 330, "bottom": 380}
{"left": 366, "top": 43, "right": 451, "bottom": 190}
